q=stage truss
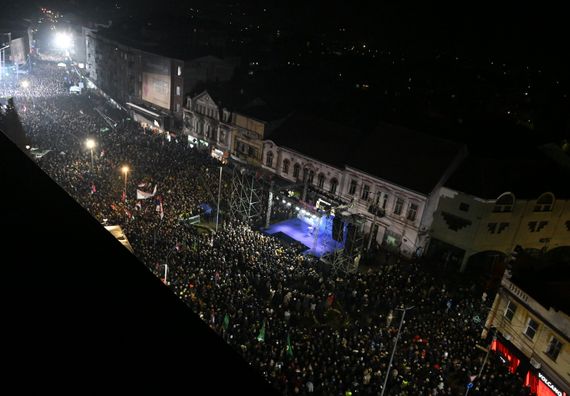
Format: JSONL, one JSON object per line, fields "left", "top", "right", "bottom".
{"left": 321, "top": 212, "right": 366, "bottom": 274}
{"left": 228, "top": 164, "right": 267, "bottom": 226}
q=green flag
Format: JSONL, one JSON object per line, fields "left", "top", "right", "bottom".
{"left": 223, "top": 314, "right": 230, "bottom": 331}
{"left": 286, "top": 334, "right": 294, "bottom": 358}
{"left": 256, "top": 321, "right": 266, "bottom": 342}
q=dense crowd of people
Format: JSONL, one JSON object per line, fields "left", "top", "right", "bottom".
{"left": 3, "top": 60, "right": 536, "bottom": 395}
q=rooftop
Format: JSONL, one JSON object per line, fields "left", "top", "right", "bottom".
{"left": 348, "top": 122, "right": 466, "bottom": 194}
{"left": 511, "top": 261, "right": 570, "bottom": 314}
{"left": 269, "top": 114, "right": 465, "bottom": 194}
{"left": 268, "top": 112, "right": 362, "bottom": 168}
{"left": 446, "top": 150, "right": 570, "bottom": 199}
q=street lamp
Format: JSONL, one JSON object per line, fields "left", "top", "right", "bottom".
{"left": 21, "top": 79, "right": 35, "bottom": 107}
{"left": 380, "top": 305, "right": 415, "bottom": 396}
{"left": 85, "top": 138, "right": 95, "bottom": 170}
{"left": 122, "top": 165, "right": 129, "bottom": 201}
{"left": 54, "top": 32, "right": 72, "bottom": 50}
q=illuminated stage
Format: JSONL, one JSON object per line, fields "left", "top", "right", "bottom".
{"left": 264, "top": 215, "right": 344, "bottom": 257}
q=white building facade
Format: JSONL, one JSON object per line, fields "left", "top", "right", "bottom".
{"left": 262, "top": 140, "right": 436, "bottom": 257}
{"left": 183, "top": 91, "right": 233, "bottom": 161}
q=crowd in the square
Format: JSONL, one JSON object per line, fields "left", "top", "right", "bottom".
{"left": 1, "top": 60, "right": 535, "bottom": 396}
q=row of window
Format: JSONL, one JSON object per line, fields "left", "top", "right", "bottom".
{"left": 487, "top": 221, "right": 551, "bottom": 234}
{"left": 492, "top": 193, "right": 556, "bottom": 213}
{"left": 343, "top": 179, "right": 418, "bottom": 221}
{"left": 272, "top": 155, "right": 419, "bottom": 222}
{"left": 195, "top": 104, "right": 217, "bottom": 119}
{"left": 504, "top": 301, "right": 563, "bottom": 361}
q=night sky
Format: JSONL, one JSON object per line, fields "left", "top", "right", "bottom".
{"left": 4, "top": 1, "right": 569, "bottom": 152}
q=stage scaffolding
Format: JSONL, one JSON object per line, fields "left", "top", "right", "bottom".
{"left": 228, "top": 164, "right": 268, "bottom": 226}
{"left": 321, "top": 211, "right": 366, "bottom": 274}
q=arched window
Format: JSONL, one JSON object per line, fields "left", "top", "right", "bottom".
{"left": 293, "top": 163, "right": 301, "bottom": 179}
{"left": 493, "top": 193, "right": 515, "bottom": 213}
{"left": 330, "top": 178, "right": 338, "bottom": 195}
{"left": 317, "top": 173, "right": 325, "bottom": 189}
{"left": 302, "top": 167, "right": 309, "bottom": 182}
{"left": 308, "top": 170, "right": 315, "bottom": 185}
{"left": 535, "top": 193, "right": 555, "bottom": 212}
{"left": 266, "top": 151, "right": 274, "bottom": 167}
{"left": 282, "top": 159, "right": 290, "bottom": 174}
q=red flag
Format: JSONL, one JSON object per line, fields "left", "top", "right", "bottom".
{"left": 91, "top": 183, "right": 97, "bottom": 194}
{"left": 122, "top": 190, "right": 126, "bottom": 202}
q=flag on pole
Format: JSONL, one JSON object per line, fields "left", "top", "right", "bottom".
{"left": 222, "top": 314, "right": 230, "bottom": 331}
{"left": 256, "top": 320, "right": 266, "bottom": 342}
{"left": 286, "top": 333, "right": 294, "bottom": 358}
{"left": 91, "top": 182, "right": 96, "bottom": 194}
{"left": 122, "top": 190, "right": 126, "bottom": 202}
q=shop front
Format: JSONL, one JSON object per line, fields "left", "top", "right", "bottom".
{"left": 491, "top": 334, "right": 568, "bottom": 396}
{"left": 382, "top": 229, "right": 401, "bottom": 252}
{"left": 210, "top": 147, "right": 229, "bottom": 163}
{"left": 127, "top": 102, "right": 167, "bottom": 133}
{"left": 525, "top": 370, "right": 567, "bottom": 396}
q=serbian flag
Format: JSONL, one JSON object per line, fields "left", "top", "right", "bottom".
{"left": 91, "top": 183, "right": 97, "bottom": 194}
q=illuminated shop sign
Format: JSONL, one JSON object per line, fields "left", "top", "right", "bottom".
{"left": 538, "top": 372, "right": 564, "bottom": 396}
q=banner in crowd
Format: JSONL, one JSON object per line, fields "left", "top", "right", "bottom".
{"left": 136, "top": 184, "right": 158, "bottom": 200}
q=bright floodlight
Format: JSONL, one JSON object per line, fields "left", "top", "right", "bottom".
{"left": 21, "top": 80, "right": 30, "bottom": 89}
{"left": 54, "top": 32, "right": 72, "bottom": 49}
{"left": 122, "top": 165, "right": 130, "bottom": 174}
{"left": 85, "top": 139, "right": 95, "bottom": 149}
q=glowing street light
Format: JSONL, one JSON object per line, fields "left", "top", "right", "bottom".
{"left": 122, "top": 165, "right": 130, "bottom": 201}
{"left": 85, "top": 138, "right": 95, "bottom": 170}
{"left": 54, "top": 32, "right": 72, "bottom": 49}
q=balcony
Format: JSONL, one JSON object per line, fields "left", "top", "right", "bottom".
{"left": 368, "top": 205, "right": 385, "bottom": 217}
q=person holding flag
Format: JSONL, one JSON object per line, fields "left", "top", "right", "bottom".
{"left": 222, "top": 314, "right": 230, "bottom": 333}
{"left": 256, "top": 320, "right": 266, "bottom": 342}
{"left": 286, "top": 333, "right": 294, "bottom": 358}
{"left": 155, "top": 196, "right": 163, "bottom": 218}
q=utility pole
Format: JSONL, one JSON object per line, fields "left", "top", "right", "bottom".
{"left": 465, "top": 332, "right": 497, "bottom": 396}
{"left": 265, "top": 180, "right": 274, "bottom": 228}
{"left": 216, "top": 166, "right": 222, "bottom": 232}
{"left": 367, "top": 192, "right": 380, "bottom": 250}
{"left": 380, "top": 305, "right": 414, "bottom": 396}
